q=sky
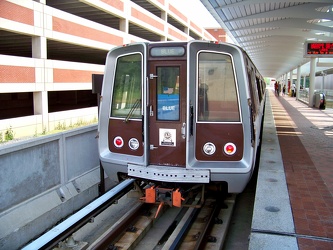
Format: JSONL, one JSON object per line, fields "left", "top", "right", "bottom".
{"left": 168, "top": 0, "right": 220, "bottom": 28}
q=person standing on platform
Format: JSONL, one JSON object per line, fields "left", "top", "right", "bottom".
{"left": 291, "top": 83, "right": 296, "bottom": 97}
{"left": 275, "top": 82, "right": 279, "bottom": 96}
{"left": 282, "top": 85, "right": 286, "bottom": 96}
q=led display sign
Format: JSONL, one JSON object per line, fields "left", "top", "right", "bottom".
{"left": 304, "top": 42, "right": 333, "bottom": 57}
{"left": 150, "top": 47, "right": 185, "bottom": 57}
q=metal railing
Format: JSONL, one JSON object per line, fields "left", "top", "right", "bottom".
{"left": 298, "top": 89, "right": 309, "bottom": 105}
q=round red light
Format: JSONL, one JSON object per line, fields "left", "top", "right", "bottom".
{"left": 114, "top": 136, "right": 124, "bottom": 148}
{"left": 224, "top": 143, "right": 236, "bottom": 156}
{"left": 226, "top": 145, "right": 234, "bottom": 153}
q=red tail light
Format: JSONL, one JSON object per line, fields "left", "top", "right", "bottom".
{"left": 224, "top": 142, "right": 236, "bottom": 156}
{"left": 114, "top": 136, "right": 124, "bottom": 148}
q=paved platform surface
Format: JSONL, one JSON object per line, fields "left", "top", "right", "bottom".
{"left": 267, "top": 90, "right": 333, "bottom": 249}
{"left": 250, "top": 90, "right": 297, "bottom": 250}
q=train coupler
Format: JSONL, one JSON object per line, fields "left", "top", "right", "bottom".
{"left": 141, "top": 186, "right": 185, "bottom": 207}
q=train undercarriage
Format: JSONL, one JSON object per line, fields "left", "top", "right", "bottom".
{"left": 118, "top": 173, "right": 229, "bottom": 218}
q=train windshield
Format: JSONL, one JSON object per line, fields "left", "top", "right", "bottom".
{"left": 111, "top": 53, "right": 142, "bottom": 119}
{"left": 197, "top": 52, "right": 240, "bottom": 122}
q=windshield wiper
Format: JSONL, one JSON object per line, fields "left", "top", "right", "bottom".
{"left": 124, "top": 99, "right": 141, "bottom": 123}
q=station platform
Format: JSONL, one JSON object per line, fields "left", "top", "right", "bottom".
{"left": 250, "top": 90, "right": 333, "bottom": 249}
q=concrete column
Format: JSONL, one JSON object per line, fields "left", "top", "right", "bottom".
{"left": 296, "top": 66, "right": 301, "bottom": 100}
{"left": 121, "top": 1, "right": 131, "bottom": 44}
{"left": 284, "top": 74, "right": 288, "bottom": 94}
{"left": 33, "top": 91, "right": 49, "bottom": 132}
{"left": 119, "top": 19, "right": 129, "bottom": 34}
{"left": 308, "top": 57, "right": 316, "bottom": 107}
{"left": 32, "top": 31, "right": 49, "bottom": 132}
{"left": 161, "top": 10, "right": 167, "bottom": 41}
{"left": 290, "top": 70, "right": 293, "bottom": 97}
{"left": 184, "top": 26, "right": 189, "bottom": 36}
{"left": 120, "top": 18, "right": 130, "bottom": 44}
{"left": 32, "top": 36, "right": 47, "bottom": 59}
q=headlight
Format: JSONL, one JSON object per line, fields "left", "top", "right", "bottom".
{"left": 128, "top": 138, "right": 139, "bottom": 150}
{"left": 203, "top": 142, "right": 216, "bottom": 155}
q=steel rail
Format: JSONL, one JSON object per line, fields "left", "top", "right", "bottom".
{"left": 169, "top": 207, "right": 200, "bottom": 250}
{"left": 162, "top": 193, "right": 202, "bottom": 250}
{"left": 22, "top": 179, "right": 135, "bottom": 250}
{"left": 89, "top": 202, "right": 146, "bottom": 249}
{"left": 193, "top": 199, "right": 222, "bottom": 250}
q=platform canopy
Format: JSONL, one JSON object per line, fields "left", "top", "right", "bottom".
{"left": 201, "top": 0, "right": 333, "bottom": 78}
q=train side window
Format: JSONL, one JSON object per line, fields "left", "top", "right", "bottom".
{"left": 197, "top": 52, "right": 240, "bottom": 122}
{"left": 248, "top": 69, "right": 259, "bottom": 115}
{"left": 111, "top": 53, "right": 142, "bottom": 119}
{"left": 256, "top": 76, "right": 263, "bottom": 102}
{"left": 156, "top": 66, "right": 180, "bottom": 121}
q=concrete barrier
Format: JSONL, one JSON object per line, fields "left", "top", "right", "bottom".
{"left": 0, "top": 125, "right": 101, "bottom": 249}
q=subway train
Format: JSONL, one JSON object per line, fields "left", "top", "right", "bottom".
{"left": 98, "top": 40, "right": 266, "bottom": 206}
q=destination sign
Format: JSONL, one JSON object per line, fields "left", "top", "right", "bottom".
{"left": 305, "top": 42, "right": 333, "bottom": 57}
{"left": 150, "top": 46, "right": 185, "bottom": 57}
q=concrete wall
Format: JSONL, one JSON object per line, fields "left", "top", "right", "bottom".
{"left": 0, "top": 106, "right": 98, "bottom": 139}
{"left": 0, "top": 124, "right": 101, "bottom": 249}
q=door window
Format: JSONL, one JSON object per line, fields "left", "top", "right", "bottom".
{"left": 156, "top": 66, "right": 180, "bottom": 121}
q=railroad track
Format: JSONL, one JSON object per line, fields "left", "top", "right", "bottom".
{"left": 89, "top": 192, "right": 235, "bottom": 250}
{"left": 22, "top": 180, "right": 235, "bottom": 250}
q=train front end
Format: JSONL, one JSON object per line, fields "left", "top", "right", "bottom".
{"left": 98, "top": 41, "right": 263, "bottom": 196}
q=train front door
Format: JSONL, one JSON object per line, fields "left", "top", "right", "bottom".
{"left": 148, "top": 61, "right": 187, "bottom": 166}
